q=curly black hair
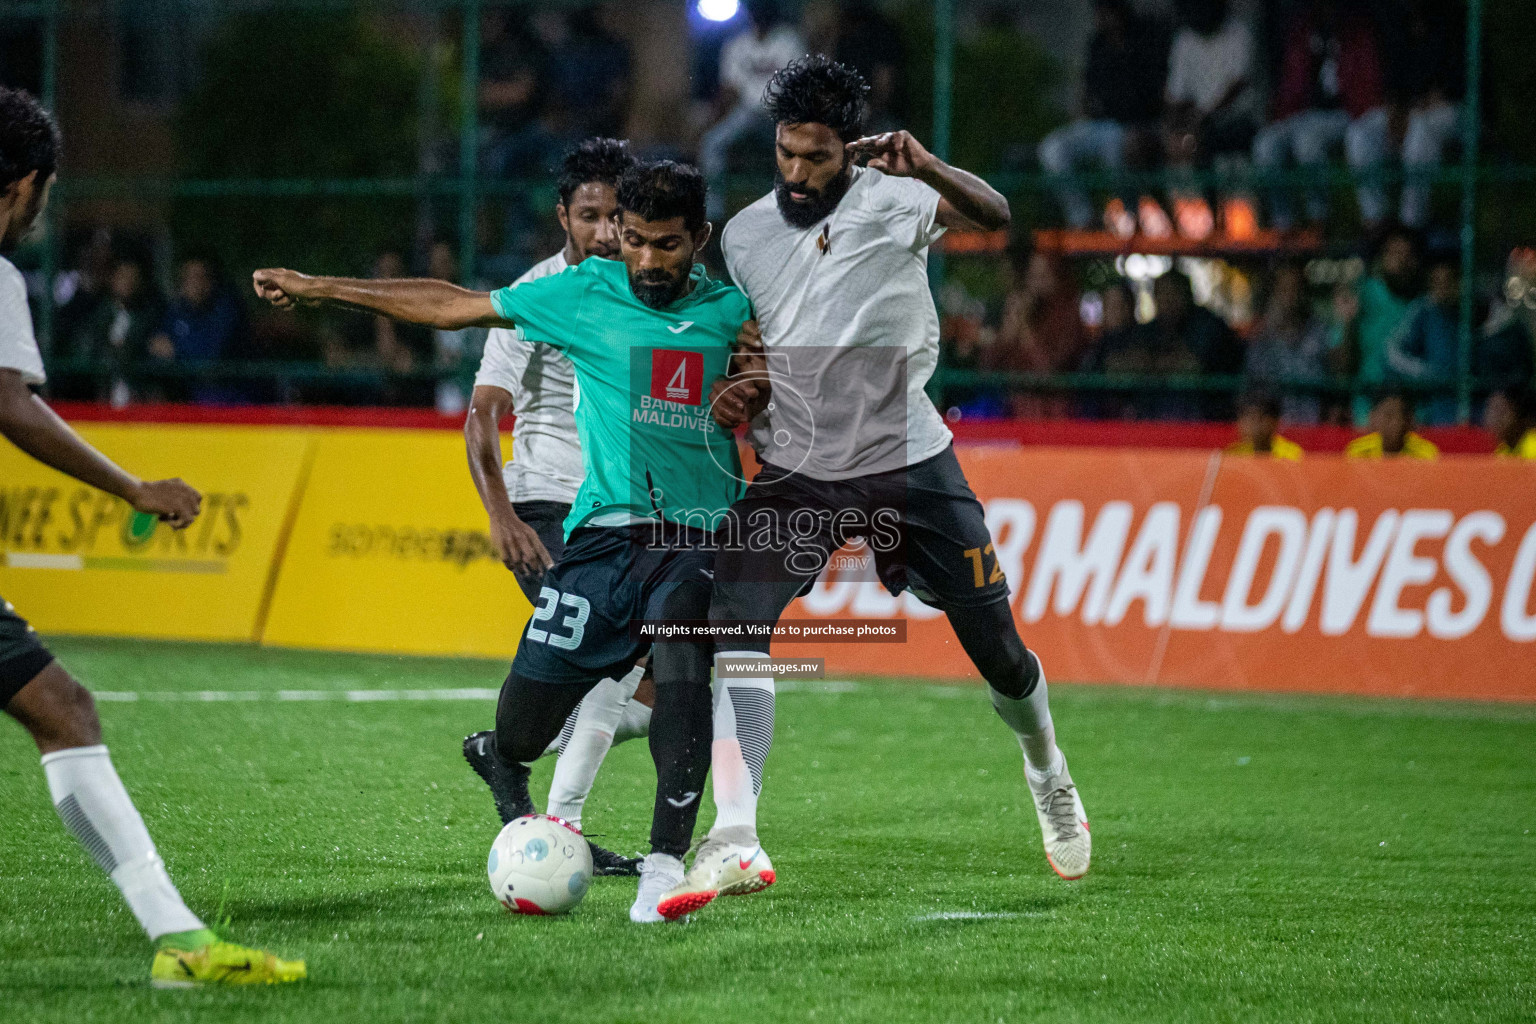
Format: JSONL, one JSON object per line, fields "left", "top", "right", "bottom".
{"left": 557, "top": 137, "right": 636, "bottom": 207}
{"left": 617, "top": 160, "right": 707, "bottom": 234}
{"left": 762, "top": 54, "right": 869, "bottom": 142}
{"left": 0, "top": 87, "right": 60, "bottom": 191}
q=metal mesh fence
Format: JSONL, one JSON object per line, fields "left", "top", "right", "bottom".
{"left": 3, "top": 0, "right": 1515, "bottom": 422}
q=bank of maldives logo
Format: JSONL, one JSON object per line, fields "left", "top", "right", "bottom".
{"left": 650, "top": 349, "right": 703, "bottom": 405}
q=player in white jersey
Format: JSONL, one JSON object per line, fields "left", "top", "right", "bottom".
{"left": 458, "top": 138, "right": 654, "bottom": 875}
{"left": 0, "top": 86, "right": 304, "bottom": 985}
{"left": 663, "top": 57, "right": 1091, "bottom": 908}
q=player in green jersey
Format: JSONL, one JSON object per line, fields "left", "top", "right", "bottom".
{"left": 253, "top": 161, "right": 762, "bottom": 923}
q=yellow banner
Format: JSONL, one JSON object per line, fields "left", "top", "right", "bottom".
{"left": 0, "top": 425, "right": 312, "bottom": 641}
{"left": 259, "top": 428, "right": 529, "bottom": 659}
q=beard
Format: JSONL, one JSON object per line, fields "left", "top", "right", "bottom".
{"left": 629, "top": 268, "right": 688, "bottom": 310}
{"left": 774, "top": 165, "right": 852, "bottom": 230}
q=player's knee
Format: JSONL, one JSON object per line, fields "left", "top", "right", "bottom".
{"left": 706, "top": 580, "right": 755, "bottom": 626}
{"left": 650, "top": 637, "right": 713, "bottom": 692}
{"left": 493, "top": 671, "right": 550, "bottom": 764}
{"left": 62, "top": 674, "right": 101, "bottom": 743}
{"left": 52, "top": 673, "right": 102, "bottom": 747}
{"left": 22, "top": 665, "right": 103, "bottom": 751}
{"left": 950, "top": 600, "right": 1038, "bottom": 700}
{"left": 972, "top": 631, "right": 1034, "bottom": 699}
{"left": 984, "top": 638, "right": 1040, "bottom": 701}
{"left": 494, "top": 721, "right": 544, "bottom": 766}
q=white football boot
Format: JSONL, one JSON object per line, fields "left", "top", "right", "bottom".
{"left": 656, "top": 825, "right": 775, "bottom": 921}
{"left": 629, "top": 853, "right": 685, "bottom": 924}
{"left": 1027, "top": 752, "right": 1091, "bottom": 880}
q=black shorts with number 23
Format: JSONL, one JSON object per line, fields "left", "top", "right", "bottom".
{"left": 510, "top": 523, "right": 717, "bottom": 685}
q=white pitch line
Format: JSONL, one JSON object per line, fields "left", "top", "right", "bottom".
{"left": 910, "top": 911, "right": 1034, "bottom": 922}
{"left": 87, "top": 683, "right": 1534, "bottom": 720}
{"left": 93, "top": 688, "right": 502, "bottom": 703}
{"left": 88, "top": 681, "right": 980, "bottom": 704}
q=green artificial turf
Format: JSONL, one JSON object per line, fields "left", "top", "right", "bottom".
{"left": 1, "top": 638, "right": 1533, "bottom": 1023}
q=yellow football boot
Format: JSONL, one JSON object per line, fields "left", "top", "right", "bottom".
{"left": 151, "top": 939, "right": 306, "bottom": 988}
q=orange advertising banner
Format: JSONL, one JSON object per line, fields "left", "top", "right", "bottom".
{"left": 782, "top": 448, "right": 1536, "bottom": 701}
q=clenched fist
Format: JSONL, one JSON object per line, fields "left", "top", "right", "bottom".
{"left": 252, "top": 268, "right": 319, "bottom": 309}
{"left": 845, "top": 130, "right": 936, "bottom": 178}
{"left": 129, "top": 478, "right": 202, "bottom": 530}
{"left": 708, "top": 320, "right": 772, "bottom": 429}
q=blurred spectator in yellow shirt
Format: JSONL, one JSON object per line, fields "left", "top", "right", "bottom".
{"left": 1346, "top": 391, "right": 1439, "bottom": 459}
{"left": 1484, "top": 385, "right": 1536, "bottom": 459}
{"left": 1225, "top": 390, "right": 1303, "bottom": 459}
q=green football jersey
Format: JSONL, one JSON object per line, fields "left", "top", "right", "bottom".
{"left": 490, "top": 257, "right": 750, "bottom": 537}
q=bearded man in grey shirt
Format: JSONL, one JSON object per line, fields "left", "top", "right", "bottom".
{"left": 658, "top": 56, "right": 1092, "bottom": 914}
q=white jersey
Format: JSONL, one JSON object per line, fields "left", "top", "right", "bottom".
{"left": 0, "top": 255, "right": 45, "bottom": 385}
{"left": 1165, "top": 18, "right": 1256, "bottom": 117}
{"left": 721, "top": 166, "right": 952, "bottom": 480}
{"left": 475, "top": 252, "right": 584, "bottom": 503}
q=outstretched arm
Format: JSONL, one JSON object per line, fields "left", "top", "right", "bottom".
{"left": 0, "top": 370, "right": 201, "bottom": 528}
{"left": 252, "top": 268, "right": 509, "bottom": 331}
{"left": 845, "top": 130, "right": 1010, "bottom": 231}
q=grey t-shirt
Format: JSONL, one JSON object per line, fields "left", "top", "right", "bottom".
{"left": 474, "top": 252, "right": 584, "bottom": 503}
{"left": 721, "top": 166, "right": 952, "bottom": 481}
{"left": 0, "top": 256, "right": 45, "bottom": 385}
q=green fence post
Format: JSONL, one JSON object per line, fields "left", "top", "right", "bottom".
{"left": 38, "top": 0, "right": 60, "bottom": 355}
{"left": 1456, "top": 0, "right": 1483, "bottom": 424}
{"left": 927, "top": 0, "right": 954, "bottom": 402}
{"left": 415, "top": 0, "right": 442, "bottom": 266}
{"left": 932, "top": 0, "right": 953, "bottom": 163}
{"left": 458, "top": 0, "right": 480, "bottom": 286}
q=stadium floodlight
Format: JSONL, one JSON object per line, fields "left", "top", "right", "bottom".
{"left": 697, "top": 0, "right": 740, "bottom": 23}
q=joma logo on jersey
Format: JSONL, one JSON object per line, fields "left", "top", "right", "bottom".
{"left": 650, "top": 349, "right": 704, "bottom": 405}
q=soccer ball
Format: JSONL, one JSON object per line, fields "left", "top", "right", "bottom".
{"left": 487, "top": 814, "right": 593, "bottom": 915}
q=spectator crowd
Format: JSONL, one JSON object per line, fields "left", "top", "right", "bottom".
{"left": 939, "top": 224, "right": 1535, "bottom": 428}
{"left": 35, "top": 0, "right": 910, "bottom": 410}
{"left": 47, "top": 231, "right": 483, "bottom": 410}
{"left": 1040, "top": 0, "right": 1470, "bottom": 239}
{"left": 18, "top": 0, "right": 1533, "bottom": 430}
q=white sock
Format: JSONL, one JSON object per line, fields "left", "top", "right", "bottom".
{"left": 612, "top": 698, "right": 652, "bottom": 745}
{"left": 545, "top": 665, "right": 643, "bottom": 827}
{"left": 988, "top": 652, "right": 1060, "bottom": 774}
{"left": 710, "top": 652, "right": 775, "bottom": 835}
{"left": 41, "top": 745, "right": 204, "bottom": 940}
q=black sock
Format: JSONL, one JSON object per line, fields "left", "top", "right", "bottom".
{"left": 946, "top": 597, "right": 1039, "bottom": 700}
{"left": 646, "top": 639, "right": 715, "bottom": 859}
